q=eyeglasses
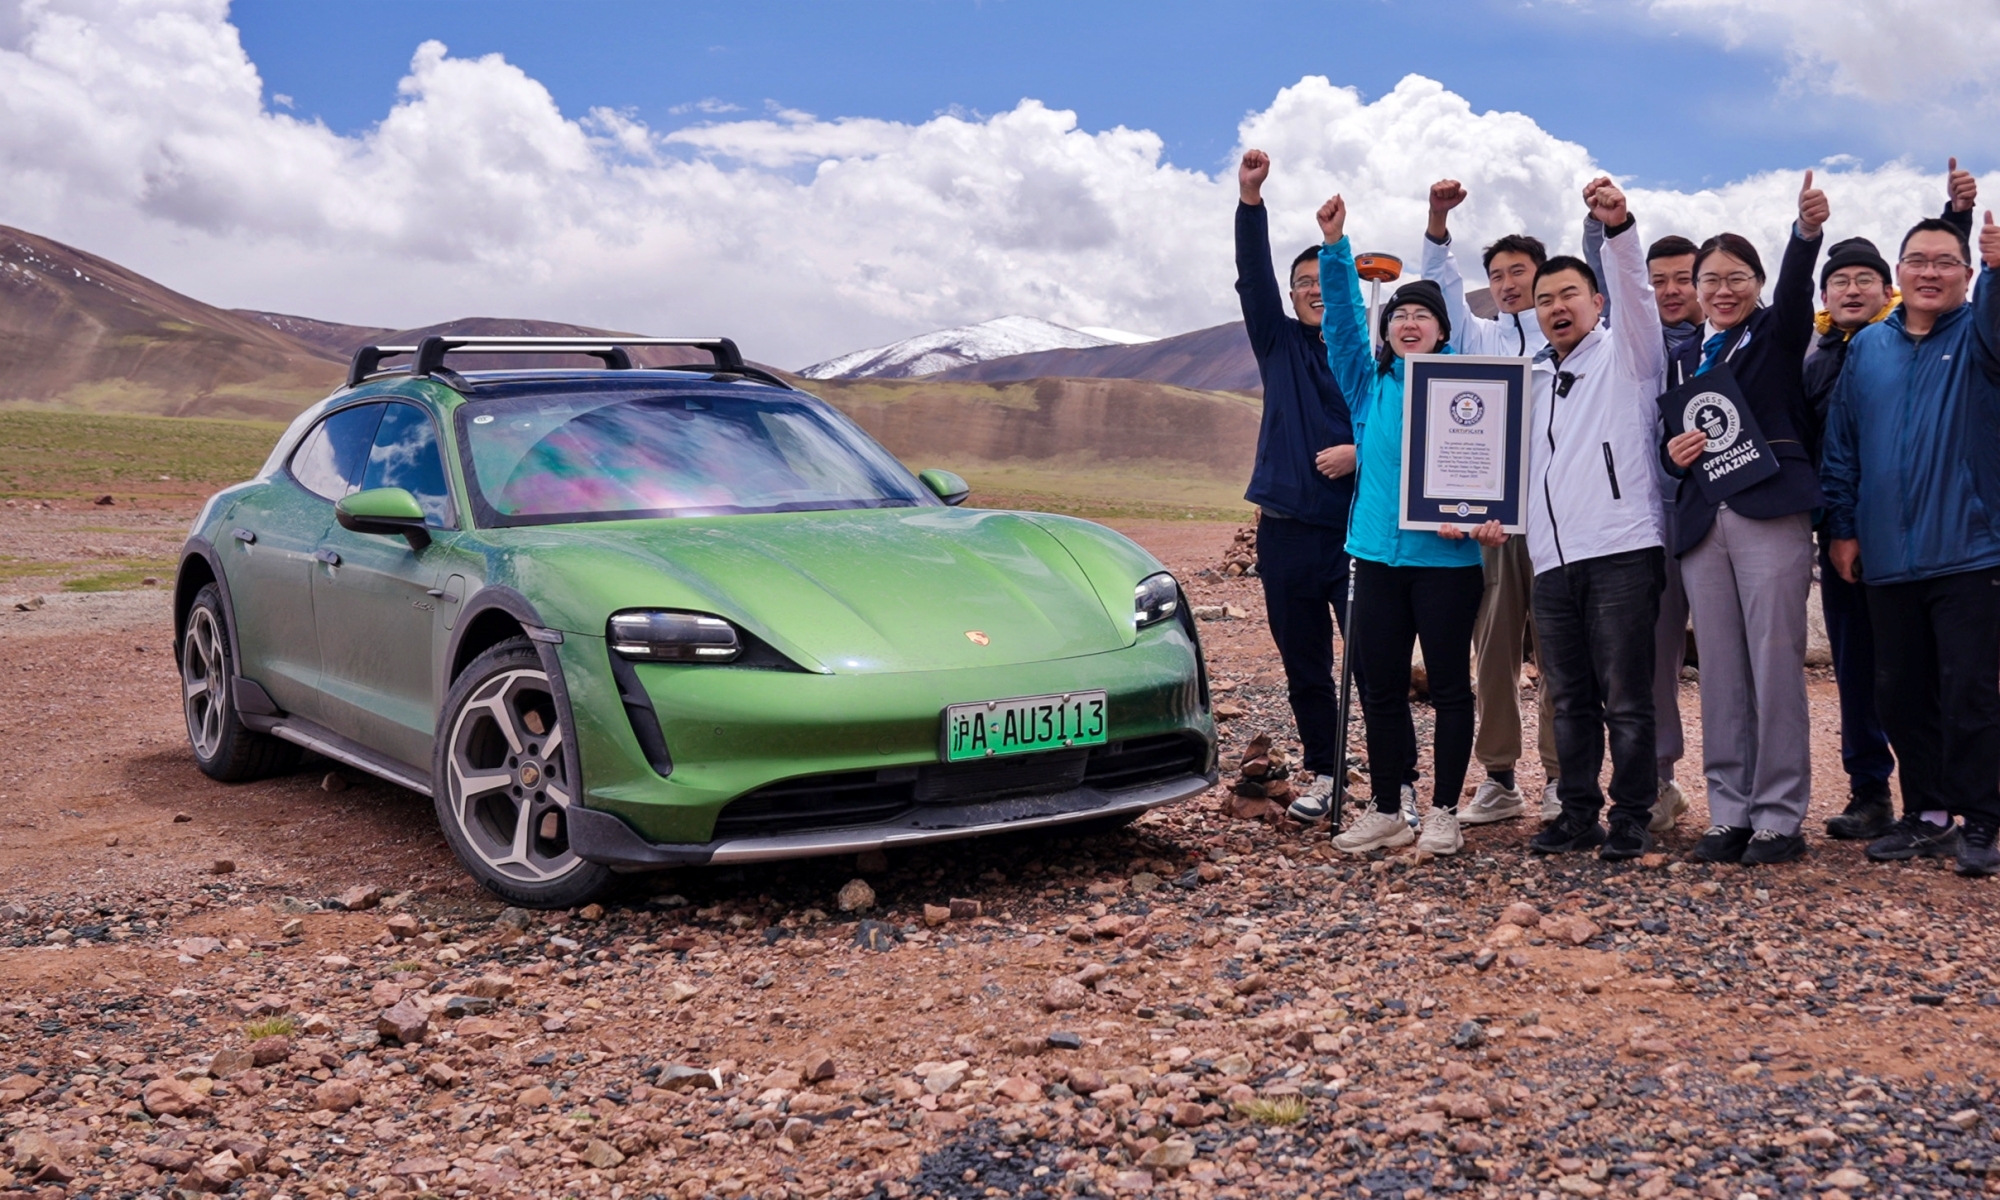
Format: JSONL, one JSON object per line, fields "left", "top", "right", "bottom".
{"left": 1899, "top": 255, "right": 1970, "bottom": 274}
{"left": 1289, "top": 276, "right": 1321, "bottom": 291}
{"left": 1824, "top": 272, "right": 1884, "bottom": 292}
{"left": 1697, "top": 273, "right": 1757, "bottom": 291}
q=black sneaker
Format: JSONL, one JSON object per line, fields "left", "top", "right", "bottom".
{"left": 1865, "top": 814, "right": 1961, "bottom": 862}
{"left": 1742, "top": 829, "right": 1808, "bottom": 865}
{"left": 1689, "top": 824, "right": 1753, "bottom": 863}
{"left": 1826, "top": 782, "right": 1894, "bottom": 841}
{"left": 1599, "top": 817, "right": 1653, "bottom": 861}
{"left": 1956, "top": 821, "right": 1999, "bottom": 878}
{"left": 1530, "top": 813, "right": 1606, "bottom": 855}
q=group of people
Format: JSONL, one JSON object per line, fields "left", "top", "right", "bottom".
{"left": 1234, "top": 148, "right": 2000, "bottom": 877}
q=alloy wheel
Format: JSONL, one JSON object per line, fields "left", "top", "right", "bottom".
{"left": 182, "top": 605, "right": 228, "bottom": 761}
{"left": 443, "top": 667, "right": 579, "bottom": 884}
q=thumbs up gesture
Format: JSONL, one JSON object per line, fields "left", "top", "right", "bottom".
{"left": 1949, "top": 157, "right": 1978, "bottom": 213}
{"left": 1982, "top": 211, "right": 1999, "bottom": 270}
{"left": 1798, "top": 169, "right": 1829, "bottom": 238}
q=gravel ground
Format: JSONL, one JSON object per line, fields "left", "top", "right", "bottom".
{"left": 3, "top": 516, "right": 1998, "bottom": 1200}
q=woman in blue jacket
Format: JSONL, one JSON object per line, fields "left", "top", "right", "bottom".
{"left": 1315, "top": 194, "right": 1506, "bottom": 858}
{"left": 1663, "top": 175, "right": 1827, "bottom": 867}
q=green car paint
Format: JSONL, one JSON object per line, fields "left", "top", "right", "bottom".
{"left": 178, "top": 366, "right": 1215, "bottom": 897}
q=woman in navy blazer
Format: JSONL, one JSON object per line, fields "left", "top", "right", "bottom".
{"left": 1664, "top": 173, "right": 1828, "bottom": 866}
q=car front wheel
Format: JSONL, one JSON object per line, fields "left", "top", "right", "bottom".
{"left": 432, "top": 637, "right": 612, "bottom": 909}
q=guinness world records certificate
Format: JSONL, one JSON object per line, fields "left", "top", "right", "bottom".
{"left": 1398, "top": 354, "right": 1533, "bottom": 533}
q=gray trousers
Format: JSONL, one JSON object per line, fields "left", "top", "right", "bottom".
{"left": 1654, "top": 511, "right": 1689, "bottom": 780}
{"left": 1681, "top": 507, "right": 1815, "bottom": 833}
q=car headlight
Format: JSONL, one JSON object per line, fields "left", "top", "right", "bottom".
{"left": 1134, "top": 572, "right": 1179, "bottom": 629}
{"left": 608, "top": 611, "right": 742, "bottom": 662}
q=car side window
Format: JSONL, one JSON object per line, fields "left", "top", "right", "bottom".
{"left": 290, "top": 403, "right": 387, "bottom": 501}
{"left": 359, "top": 402, "right": 453, "bottom": 528}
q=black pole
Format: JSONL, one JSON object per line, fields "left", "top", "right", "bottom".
{"left": 1331, "top": 564, "right": 1358, "bottom": 830}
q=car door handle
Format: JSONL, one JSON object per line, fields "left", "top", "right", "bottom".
{"left": 314, "top": 549, "right": 341, "bottom": 566}
{"left": 232, "top": 528, "right": 256, "bottom": 544}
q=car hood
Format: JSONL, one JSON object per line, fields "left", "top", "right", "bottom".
{"left": 512, "top": 508, "right": 1140, "bottom": 673}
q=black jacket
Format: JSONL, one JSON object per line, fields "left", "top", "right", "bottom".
{"left": 1665, "top": 227, "right": 1826, "bottom": 555}
{"left": 1236, "top": 201, "right": 1356, "bottom": 527}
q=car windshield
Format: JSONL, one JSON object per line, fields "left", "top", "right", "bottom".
{"left": 457, "top": 386, "right": 935, "bottom": 526}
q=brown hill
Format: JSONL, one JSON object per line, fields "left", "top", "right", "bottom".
{"left": 931, "top": 289, "right": 1498, "bottom": 395}
{"left": 234, "top": 310, "right": 393, "bottom": 358}
{"left": 0, "top": 226, "right": 347, "bottom": 420}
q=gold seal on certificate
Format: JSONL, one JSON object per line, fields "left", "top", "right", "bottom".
{"left": 1399, "top": 354, "right": 1534, "bottom": 533}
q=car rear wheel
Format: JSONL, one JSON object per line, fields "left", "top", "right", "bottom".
{"left": 182, "top": 583, "right": 303, "bottom": 781}
{"left": 432, "top": 637, "right": 612, "bottom": 909}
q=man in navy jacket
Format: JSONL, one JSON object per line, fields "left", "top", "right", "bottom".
{"left": 1823, "top": 211, "right": 2000, "bottom": 877}
{"left": 1235, "top": 149, "right": 1405, "bottom": 820}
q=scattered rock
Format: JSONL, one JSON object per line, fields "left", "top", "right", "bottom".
{"left": 1043, "top": 978, "right": 1089, "bottom": 1011}
{"left": 377, "top": 997, "right": 429, "bottom": 1044}
{"left": 949, "top": 897, "right": 982, "bottom": 919}
{"left": 141, "top": 1077, "right": 207, "bottom": 1116}
{"left": 384, "top": 912, "right": 420, "bottom": 940}
{"left": 922, "top": 904, "right": 951, "bottom": 927}
{"left": 337, "top": 884, "right": 382, "bottom": 911}
{"left": 836, "top": 878, "right": 876, "bottom": 912}
{"left": 853, "top": 919, "right": 899, "bottom": 951}
{"left": 579, "top": 1138, "right": 625, "bottom": 1168}
{"left": 321, "top": 772, "right": 348, "bottom": 792}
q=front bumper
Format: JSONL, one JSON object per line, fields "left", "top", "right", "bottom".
{"left": 554, "top": 620, "right": 1213, "bottom": 849}
{"left": 567, "top": 768, "right": 1214, "bottom": 867}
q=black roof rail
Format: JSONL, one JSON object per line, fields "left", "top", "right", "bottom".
{"left": 344, "top": 335, "right": 792, "bottom": 393}
{"left": 347, "top": 345, "right": 418, "bottom": 388}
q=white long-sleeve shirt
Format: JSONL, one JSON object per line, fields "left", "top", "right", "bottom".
{"left": 1422, "top": 235, "right": 1550, "bottom": 359}
{"left": 1524, "top": 220, "right": 1667, "bottom": 574}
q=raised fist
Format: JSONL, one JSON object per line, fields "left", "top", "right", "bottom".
{"left": 1583, "top": 175, "right": 1628, "bottom": 226}
{"left": 1798, "top": 169, "right": 1829, "bottom": 237}
{"left": 1239, "top": 149, "right": 1270, "bottom": 203}
{"left": 1316, "top": 194, "right": 1347, "bottom": 244}
{"left": 1949, "top": 157, "right": 1978, "bottom": 213}
{"left": 1982, "top": 211, "right": 1999, "bottom": 270}
{"left": 1429, "top": 180, "right": 1466, "bottom": 215}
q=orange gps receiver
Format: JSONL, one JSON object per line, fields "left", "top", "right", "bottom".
{"left": 1355, "top": 253, "right": 1403, "bottom": 283}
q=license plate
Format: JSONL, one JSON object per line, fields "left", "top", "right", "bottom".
{"left": 942, "top": 691, "right": 1107, "bottom": 762}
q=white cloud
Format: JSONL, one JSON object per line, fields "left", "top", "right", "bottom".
{"left": 1635, "top": 0, "right": 2000, "bottom": 107}
{"left": 0, "top": 0, "right": 1986, "bottom": 371}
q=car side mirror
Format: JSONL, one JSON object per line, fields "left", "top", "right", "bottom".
{"left": 918, "top": 469, "right": 970, "bottom": 507}
{"left": 335, "top": 487, "right": 432, "bottom": 551}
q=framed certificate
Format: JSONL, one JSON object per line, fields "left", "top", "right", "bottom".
{"left": 1398, "top": 354, "right": 1533, "bottom": 533}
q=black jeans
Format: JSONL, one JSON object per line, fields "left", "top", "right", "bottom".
{"left": 1531, "top": 547, "right": 1663, "bottom": 827}
{"left": 1348, "top": 558, "right": 1482, "bottom": 813}
{"left": 1818, "top": 538, "right": 1895, "bottom": 789}
{"left": 1257, "top": 515, "right": 1416, "bottom": 780}
{"left": 1866, "top": 566, "right": 2000, "bottom": 827}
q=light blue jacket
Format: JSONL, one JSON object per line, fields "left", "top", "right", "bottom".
{"left": 1318, "top": 237, "right": 1482, "bottom": 570}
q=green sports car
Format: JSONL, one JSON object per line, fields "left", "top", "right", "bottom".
{"left": 175, "top": 336, "right": 1216, "bottom": 907}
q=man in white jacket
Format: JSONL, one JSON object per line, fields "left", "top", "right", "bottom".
{"left": 1422, "top": 182, "right": 1562, "bottom": 828}
{"left": 1524, "top": 176, "right": 1668, "bottom": 861}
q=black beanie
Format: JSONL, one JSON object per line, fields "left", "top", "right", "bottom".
{"left": 1821, "top": 236, "right": 1892, "bottom": 291}
{"left": 1378, "top": 278, "right": 1452, "bottom": 347}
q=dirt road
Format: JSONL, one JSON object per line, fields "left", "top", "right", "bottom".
{"left": 2, "top": 517, "right": 1997, "bottom": 1200}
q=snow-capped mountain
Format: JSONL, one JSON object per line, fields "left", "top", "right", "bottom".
{"left": 797, "top": 315, "right": 1152, "bottom": 380}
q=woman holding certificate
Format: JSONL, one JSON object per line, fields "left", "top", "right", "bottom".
{"left": 1314, "top": 194, "right": 1507, "bottom": 858}
{"left": 1662, "top": 174, "right": 1827, "bottom": 866}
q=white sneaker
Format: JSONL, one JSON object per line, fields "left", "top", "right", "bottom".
{"left": 1332, "top": 810, "right": 1416, "bottom": 855}
{"left": 1541, "top": 782, "right": 1562, "bottom": 822}
{"left": 1460, "top": 778, "right": 1525, "bottom": 825}
{"left": 1400, "top": 781, "right": 1420, "bottom": 830}
{"left": 1417, "top": 808, "right": 1463, "bottom": 855}
{"left": 1651, "top": 777, "right": 1689, "bottom": 834}
{"left": 1287, "top": 775, "right": 1338, "bottom": 824}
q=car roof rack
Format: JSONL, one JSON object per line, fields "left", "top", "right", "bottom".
{"left": 346, "top": 335, "right": 791, "bottom": 390}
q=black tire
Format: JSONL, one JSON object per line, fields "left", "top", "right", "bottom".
{"left": 431, "top": 637, "right": 613, "bottom": 909}
{"left": 181, "top": 583, "right": 303, "bottom": 782}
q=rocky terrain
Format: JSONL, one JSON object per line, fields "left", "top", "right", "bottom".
{"left": 3, "top": 518, "right": 1997, "bottom": 1200}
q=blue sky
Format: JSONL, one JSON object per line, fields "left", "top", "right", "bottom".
{"left": 231, "top": 0, "right": 1978, "bottom": 192}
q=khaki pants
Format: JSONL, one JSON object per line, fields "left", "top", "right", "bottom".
{"left": 1473, "top": 537, "right": 1559, "bottom": 778}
